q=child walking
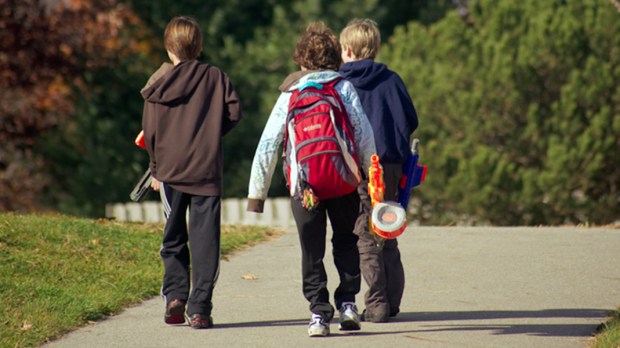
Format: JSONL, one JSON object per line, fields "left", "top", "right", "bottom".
{"left": 141, "top": 16, "right": 243, "bottom": 329}
{"left": 247, "top": 22, "right": 376, "bottom": 337}
{"left": 339, "top": 18, "right": 419, "bottom": 323}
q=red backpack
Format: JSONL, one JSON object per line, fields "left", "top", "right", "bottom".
{"left": 283, "top": 77, "right": 361, "bottom": 207}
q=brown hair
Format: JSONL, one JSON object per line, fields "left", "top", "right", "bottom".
{"left": 164, "top": 16, "right": 203, "bottom": 61}
{"left": 293, "top": 22, "right": 341, "bottom": 71}
{"left": 339, "top": 18, "right": 381, "bottom": 59}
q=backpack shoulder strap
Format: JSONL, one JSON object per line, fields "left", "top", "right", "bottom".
{"left": 322, "top": 76, "right": 342, "bottom": 89}
{"left": 298, "top": 81, "right": 323, "bottom": 92}
{"left": 295, "top": 77, "right": 342, "bottom": 93}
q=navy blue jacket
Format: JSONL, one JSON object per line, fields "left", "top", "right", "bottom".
{"left": 339, "top": 59, "right": 418, "bottom": 163}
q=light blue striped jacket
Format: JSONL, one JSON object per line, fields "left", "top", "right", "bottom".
{"left": 247, "top": 70, "right": 376, "bottom": 207}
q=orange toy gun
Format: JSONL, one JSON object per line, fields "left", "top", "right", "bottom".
{"left": 368, "top": 154, "right": 407, "bottom": 245}
{"left": 368, "top": 154, "right": 384, "bottom": 208}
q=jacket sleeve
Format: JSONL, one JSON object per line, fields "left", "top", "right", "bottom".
{"left": 141, "top": 101, "right": 157, "bottom": 177}
{"left": 246, "top": 92, "right": 290, "bottom": 212}
{"left": 338, "top": 80, "right": 377, "bottom": 175}
{"left": 222, "top": 72, "right": 243, "bottom": 136}
{"left": 140, "top": 63, "right": 173, "bottom": 178}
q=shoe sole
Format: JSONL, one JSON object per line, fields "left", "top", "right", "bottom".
{"left": 308, "top": 327, "right": 330, "bottom": 337}
{"left": 190, "top": 321, "right": 213, "bottom": 329}
{"left": 189, "top": 318, "right": 213, "bottom": 330}
{"left": 164, "top": 302, "right": 186, "bottom": 325}
{"left": 339, "top": 319, "right": 361, "bottom": 331}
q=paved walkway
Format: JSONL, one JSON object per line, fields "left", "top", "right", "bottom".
{"left": 41, "top": 226, "right": 620, "bottom": 348}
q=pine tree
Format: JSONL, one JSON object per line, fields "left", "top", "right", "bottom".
{"left": 382, "top": 0, "right": 619, "bottom": 225}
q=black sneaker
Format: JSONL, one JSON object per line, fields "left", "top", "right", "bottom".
{"left": 164, "top": 299, "right": 186, "bottom": 325}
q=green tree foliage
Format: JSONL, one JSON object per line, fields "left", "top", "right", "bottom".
{"left": 216, "top": 0, "right": 450, "bottom": 197}
{"left": 382, "top": 0, "right": 619, "bottom": 225}
{"left": 121, "top": 0, "right": 449, "bottom": 198}
{"left": 0, "top": 0, "right": 461, "bottom": 218}
{"left": 38, "top": 58, "right": 153, "bottom": 216}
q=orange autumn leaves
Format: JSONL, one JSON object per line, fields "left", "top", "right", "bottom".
{"left": 0, "top": 0, "right": 147, "bottom": 211}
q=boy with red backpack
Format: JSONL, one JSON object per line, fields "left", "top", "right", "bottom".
{"left": 247, "top": 22, "right": 376, "bottom": 337}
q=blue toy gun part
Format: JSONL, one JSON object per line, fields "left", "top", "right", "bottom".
{"left": 397, "top": 138, "right": 428, "bottom": 210}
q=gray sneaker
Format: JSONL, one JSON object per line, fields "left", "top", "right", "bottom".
{"left": 338, "top": 302, "right": 361, "bottom": 331}
{"left": 308, "top": 313, "right": 330, "bottom": 337}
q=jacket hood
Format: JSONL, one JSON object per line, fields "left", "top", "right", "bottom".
{"left": 339, "top": 59, "right": 388, "bottom": 89}
{"left": 141, "top": 60, "right": 209, "bottom": 104}
{"left": 279, "top": 70, "right": 341, "bottom": 92}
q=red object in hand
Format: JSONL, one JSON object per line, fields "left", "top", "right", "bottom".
{"left": 135, "top": 130, "right": 146, "bottom": 149}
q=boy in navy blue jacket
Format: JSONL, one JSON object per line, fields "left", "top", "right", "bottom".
{"left": 339, "top": 18, "right": 419, "bottom": 323}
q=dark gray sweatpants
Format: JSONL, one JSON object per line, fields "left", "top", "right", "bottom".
{"left": 160, "top": 183, "right": 221, "bottom": 317}
{"left": 354, "top": 162, "right": 406, "bottom": 321}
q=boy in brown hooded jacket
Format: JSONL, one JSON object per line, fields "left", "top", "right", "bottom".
{"left": 141, "top": 16, "right": 242, "bottom": 329}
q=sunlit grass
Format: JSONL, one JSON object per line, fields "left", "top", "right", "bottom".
{"left": 591, "top": 307, "right": 620, "bottom": 348}
{"left": 0, "top": 212, "right": 279, "bottom": 348}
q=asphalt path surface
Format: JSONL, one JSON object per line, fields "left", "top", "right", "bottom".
{"left": 41, "top": 226, "right": 620, "bottom": 348}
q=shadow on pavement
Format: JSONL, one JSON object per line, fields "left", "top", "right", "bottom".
{"left": 393, "top": 308, "right": 609, "bottom": 322}
{"left": 404, "top": 323, "right": 598, "bottom": 337}
{"left": 381, "top": 309, "right": 609, "bottom": 338}
{"left": 205, "top": 309, "right": 607, "bottom": 338}
{"left": 214, "top": 318, "right": 308, "bottom": 329}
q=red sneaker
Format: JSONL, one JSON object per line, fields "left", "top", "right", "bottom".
{"left": 189, "top": 314, "right": 213, "bottom": 329}
{"left": 164, "top": 299, "right": 186, "bottom": 325}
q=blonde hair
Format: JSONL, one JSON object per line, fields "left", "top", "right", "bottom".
{"left": 339, "top": 18, "right": 381, "bottom": 59}
{"left": 293, "top": 22, "right": 341, "bottom": 71}
{"left": 164, "top": 16, "right": 203, "bottom": 61}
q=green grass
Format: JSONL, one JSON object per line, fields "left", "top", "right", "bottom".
{"left": 591, "top": 307, "right": 620, "bottom": 348}
{"left": 0, "top": 212, "right": 279, "bottom": 348}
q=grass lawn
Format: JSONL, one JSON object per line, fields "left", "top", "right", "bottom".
{"left": 591, "top": 307, "right": 620, "bottom": 348}
{"left": 0, "top": 212, "right": 279, "bottom": 348}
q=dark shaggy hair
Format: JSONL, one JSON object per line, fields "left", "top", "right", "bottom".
{"left": 293, "top": 22, "right": 341, "bottom": 71}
